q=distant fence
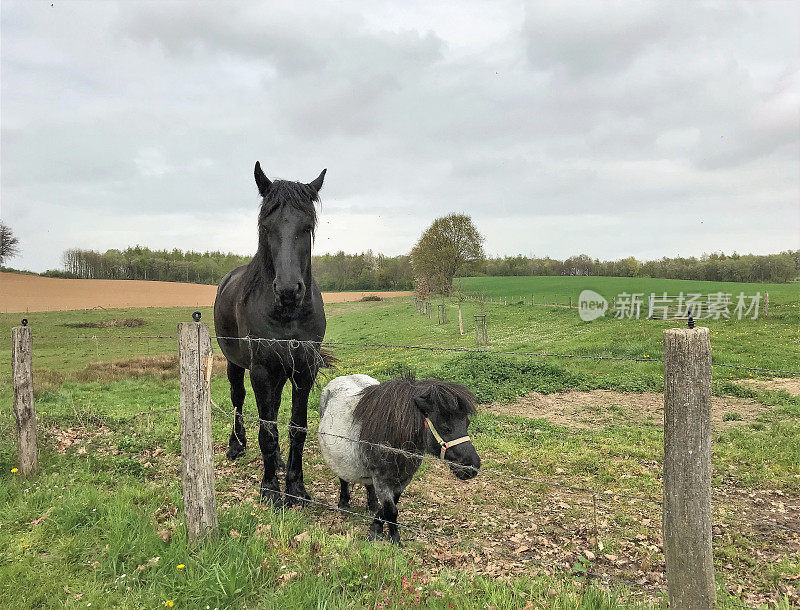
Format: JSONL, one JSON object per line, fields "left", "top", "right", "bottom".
{"left": 462, "top": 291, "right": 771, "bottom": 319}
{"left": 9, "top": 309, "right": 800, "bottom": 607}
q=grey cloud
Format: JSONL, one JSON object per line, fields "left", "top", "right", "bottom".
{"left": 1, "top": 0, "right": 797, "bottom": 273}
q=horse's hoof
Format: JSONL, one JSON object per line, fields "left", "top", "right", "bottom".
{"left": 337, "top": 502, "right": 350, "bottom": 512}
{"left": 368, "top": 527, "right": 384, "bottom": 541}
{"left": 260, "top": 484, "right": 284, "bottom": 508}
{"left": 285, "top": 484, "right": 311, "bottom": 507}
{"left": 226, "top": 443, "right": 246, "bottom": 461}
{"left": 390, "top": 536, "right": 403, "bottom": 547}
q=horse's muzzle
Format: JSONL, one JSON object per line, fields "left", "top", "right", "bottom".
{"left": 273, "top": 279, "right": 305, "bottom": 308}
{"left": 450, "top": 457, "right": 480, "bottom": 480}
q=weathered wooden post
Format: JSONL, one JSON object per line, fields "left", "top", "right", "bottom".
{"left": 437, "top": 303, "right": 447, "bottom": 325}
{"left": 569, "top": 296, "right": 572, "bottom": 308}
{"left": 178, "top": 312, "right": 218, "bottom": 543}
{"left": 764, "top": 292, "right": 769, "bottom": 316}
{"left": 531, "top": 295, "right": 534, "bottom": 306}
{"left": 663, "top": 322, "right": 715, "bottom": 609}
{"left": 543, "top": 296, "right": 547, "bottom": 307}
{"left": 12, "top": 320, "right": 38, "bottom": 476}
{"left": 474, "top": 314, "right": 488, "bottom": 346}
{"left": 458, "top": 305, "right": 464, "bottom": 335}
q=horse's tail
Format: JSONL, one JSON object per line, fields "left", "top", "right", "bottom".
{"left": 319, "top": 347, "right": 338, "bottom": 369}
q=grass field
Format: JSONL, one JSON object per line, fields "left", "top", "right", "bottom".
{"left": 1, "top": 277, "right": 798, "bottom": 609}
{"left": 456, "top": 276, "right": 799, "bottom": 306}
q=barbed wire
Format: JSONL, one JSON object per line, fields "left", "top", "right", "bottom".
{"left": 209, "top": 399, "right": 662, "bottom": 506}
{"left": 211, "top": 401, "right": 800, "bottom": 536}
{"left": 34, "top": 334, "right": 177, "bottom": 340}
{"left": 214, "top": 464, "right": 664, "bottom": 600}
{"left": 22, "top": 332, "right": 800, "bottom": 375}
{"left": 212, "top": 336, "right": 800, "bottom": 376}
{"left": 709, "top": 362, "right": 800, "bottom": 376}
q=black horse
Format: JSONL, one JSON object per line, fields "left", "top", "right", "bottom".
{"left": 214, "top": 162, "right": 327, "bottom": 506}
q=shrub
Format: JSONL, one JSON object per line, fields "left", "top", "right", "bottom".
{"left": 432, "top": 353, "right": 587, "bottom": 403}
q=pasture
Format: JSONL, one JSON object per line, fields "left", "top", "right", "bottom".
{"left": 1, "top": 276, "right": 799, "bottom": 609}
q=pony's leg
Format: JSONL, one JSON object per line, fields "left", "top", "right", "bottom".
{"left": 225, "top": 362, "right": 247, "bottom": 460}
{"left": 365, "top": 485, "right": 379, "bottom": 513}
{"left": 284, "top": 376, "right": 313, "bottom": 506}
{"left": 251, "top": 365, "right": 287, "bottom": 505}
{"left": 338, "top": 479, "right": 351, "bottom": 510}
{"left": 370, "top": 480, "right": 402, "bottom": 545}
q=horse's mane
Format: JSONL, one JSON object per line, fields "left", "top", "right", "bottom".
{"left": 353, "top": 375, "right": 476, "bottom": 452}
{"left": 243, "top": 180, "right": 319, "bottom": 299}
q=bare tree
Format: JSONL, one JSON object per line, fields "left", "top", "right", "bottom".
{"left": 0, "top": 222, "right": 20, "bottom": 265}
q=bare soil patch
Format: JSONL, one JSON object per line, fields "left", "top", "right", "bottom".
{"left": 0, "top": 272, "right": 412, "bottom": 312}
{"left": 736, "top": 377, "right": 800, "bottom": 396}
{"left": 484, "top": 389, "right": 770, "bottom": 430}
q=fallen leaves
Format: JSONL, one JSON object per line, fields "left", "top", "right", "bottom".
{"left": 30, "top": 507, "right": 53, "bottom": 525}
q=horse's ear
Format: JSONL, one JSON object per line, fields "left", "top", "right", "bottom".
{"left": 308, "top": 168, "right": 326, "bottom": 193}
{"left": 254, "top": 161, "right": 271, "bottom": 197}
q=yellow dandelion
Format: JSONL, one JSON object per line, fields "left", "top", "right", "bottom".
{"left": 164, "top": 602, "right": 174, "bottom": 608}
{"left": 11, "top": 468, "right": 18, "bottom": 473}
{"left": 176, "top": 564, "right": 185, "bottom": 570}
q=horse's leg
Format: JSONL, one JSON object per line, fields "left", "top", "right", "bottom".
{"left": 338, "top": 479, "right": 351, "bottom": 511}
{"left": 284, "top": 376, "right": 312, "bottom": 506}
{"left": 365, "top": 484, "right": 379, "bottom": 513}
{"left": 225, "top": 361, "right": 247, "bottom": 460}
{"left": 251, "top": 364, "right": 287, "bottom": 505}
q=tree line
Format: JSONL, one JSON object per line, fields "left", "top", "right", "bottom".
{"left": 44, "top": 245, "right": 799, "bottom": 289}
{"left": 48, "top": 247, "right": 414, "bottom": 290}
{"left": 479, "top": 251, "right": 800, "bottom": 284}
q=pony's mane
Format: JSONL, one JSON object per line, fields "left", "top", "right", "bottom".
{"left": 243, "top": 180, "right": 319, "bottom": 299}
{"left": 353, "top": 376, "right": 476, "bottom": 452}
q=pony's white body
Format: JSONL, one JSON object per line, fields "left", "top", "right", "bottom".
{"left": 318, "top": 374, "right": 379, "bottom": 486}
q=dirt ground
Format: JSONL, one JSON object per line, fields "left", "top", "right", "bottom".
{"left": 484, "top": 389, "right": 771, "bottom": 430}
{"left": 0, "top": 272, "right": 412, "bottom": 312}
{"left": 737, "top": 377, "right": 800, "bottom": 396}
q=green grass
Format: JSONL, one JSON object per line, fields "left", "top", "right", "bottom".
{"left": 456, "top": 275, "right": 799, "bottom": 306}
{"left": 1, "top": 276, "right": 798, "bottom": 608}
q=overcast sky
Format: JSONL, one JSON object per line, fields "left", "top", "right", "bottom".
{"left": 2, "top": 1, "right": 798, "bottom": 273}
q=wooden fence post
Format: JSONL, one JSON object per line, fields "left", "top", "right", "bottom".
{"left": 12, "top": 322, "right": 38, "bottom": 476}
{"left": 437, "top": 304, "right": 447, "bottom": 325}
{"left": 458, "top": 306, "right": 464, "bottom": 335}
{"left": 531, "top": 295, "right": 534, "bottom": 306}
{"left": 663, "top": 326, "right": 715, "bottom": 609}
{"left": 474, "top": 314, "right": 488, "bottom": 346}
{"left": 764, "top": 292, "right": 769, "bottom": 316}
{"left": 543, "top": 296, "right": 547, "bottom": 307}
{"left": 178, "top": 316, "right": 218, "bottom": 543}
